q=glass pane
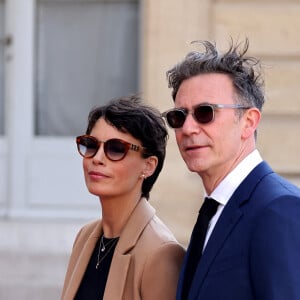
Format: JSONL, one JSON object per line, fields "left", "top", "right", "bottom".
{"left": 36, "top": 0, "right": 139, "bottom": 136}
{"left": 0, "top": 1, "right": 4, "bottom": 135}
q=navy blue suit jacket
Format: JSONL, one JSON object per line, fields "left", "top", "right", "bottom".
{"left": 177, "top": 161, "right": 300, "bottom": 300}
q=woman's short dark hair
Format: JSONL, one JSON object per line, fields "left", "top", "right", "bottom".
{"left": 85, "top": 94, "right": 168, "bottom": 200}
{"left": 167, "top": 38, "right": 265, "bottom": 112}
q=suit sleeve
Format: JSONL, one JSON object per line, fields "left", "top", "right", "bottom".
{"left": 250, "top": 195, "right": 300, "bottom": 300}
{"left": 140, "top": 242, "right": 185, "bottom": 300}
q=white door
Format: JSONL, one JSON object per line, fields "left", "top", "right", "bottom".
{"left": 1, "top": 0, "right": 139, "bottom": 219}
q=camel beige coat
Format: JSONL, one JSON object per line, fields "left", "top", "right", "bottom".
{"left": 61, "top": 198, "right": 185, "bottom": 300}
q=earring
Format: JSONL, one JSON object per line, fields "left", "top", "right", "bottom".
{"left": 141, "top": 174, "right": 146, "bottom": 179}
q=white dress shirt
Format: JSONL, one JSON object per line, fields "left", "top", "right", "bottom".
{"left": 203, "top": 149, "right": 263, "bottom": 250}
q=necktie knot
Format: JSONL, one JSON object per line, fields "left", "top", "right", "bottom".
{"left": 200, "top": 197, "right": 219, "bottom": 218}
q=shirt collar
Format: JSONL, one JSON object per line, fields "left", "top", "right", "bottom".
{"left": 205, "top": 149, "right": 263, "bottom": 206}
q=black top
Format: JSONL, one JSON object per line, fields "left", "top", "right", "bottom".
{"left": 74, "top": 236, "right": 119, "bottom": 300}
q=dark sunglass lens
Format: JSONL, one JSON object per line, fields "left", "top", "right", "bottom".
{"left": 194, "top": 105, "right": 214, "bottom": 124}
{"left": 166, "top": 110, "right": 186, "bottom": 128}
{"left": 78, "top": 136, "right": 98, "bottom": 157}
{"left": 105, "top": 139, "right": 127, "bottom": 161}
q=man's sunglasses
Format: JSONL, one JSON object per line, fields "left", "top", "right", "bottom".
{"left": 76, "top": 135, "right": 143, "bottom": 161}
{"left": 162, "top": 103, "right": 251, "bottom": 129}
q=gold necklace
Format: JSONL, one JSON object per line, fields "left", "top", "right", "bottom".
{"left": 96, "top": 235, "right": 119, "bottom": 269}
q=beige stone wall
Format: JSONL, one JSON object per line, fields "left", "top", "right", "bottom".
{"left": 141, "top": 0, "right": 300, "bottom": 246}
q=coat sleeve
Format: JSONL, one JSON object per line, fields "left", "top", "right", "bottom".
{"left": 61, "top": 220, "right": 99, "bottom": 300}
{"left": 140, "top": 242, "right": 185, "bottom": 300}
{"left": 61, "top": 226, "right": 86, "bottom": 300}
{"left": 250, "top": 195, "right": 300, "bottom": 300}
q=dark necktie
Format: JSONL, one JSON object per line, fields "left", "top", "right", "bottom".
{"left": 181, "top": 197, "right": 219, "bottom": 300}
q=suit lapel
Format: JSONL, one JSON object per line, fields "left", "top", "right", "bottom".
{"left": 104, "top": 198, "right": 155, "bottom": 300}
{"left": 188, "top": 161, "right": 273, "bottom": 299}
{"left": 176, "top": 239, "right": 195, "bottom": 300}
{"left": 188, "top": 200, "right": 243, "bottom": 299}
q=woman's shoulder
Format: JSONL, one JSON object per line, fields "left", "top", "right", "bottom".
{"left": 141, "top": 214, "right": 183, "bottom": 249}
{"left": 137, "top": 215, "right": 185, "bottom": 269}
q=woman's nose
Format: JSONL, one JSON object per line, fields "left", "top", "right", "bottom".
{"left": 92, "top": 144, "right": 105, "bottom": 164}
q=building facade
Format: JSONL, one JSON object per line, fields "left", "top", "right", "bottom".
{"left": 0, "top": 0, "right": 299, "bottom": 298}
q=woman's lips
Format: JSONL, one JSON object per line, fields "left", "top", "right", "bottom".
{"left": 88, "top": 171, "right": 109, "bottom": 180}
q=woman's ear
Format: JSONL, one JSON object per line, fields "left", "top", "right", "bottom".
{"left": 143, "top": 156, "right": 158, "bottom": 178}
{"left": 242, "top": 107, "right": 261, "bottom": 139}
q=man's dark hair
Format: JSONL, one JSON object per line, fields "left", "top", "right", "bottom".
{"left": 167, "top": 38, "right": 265, "bottom": 112}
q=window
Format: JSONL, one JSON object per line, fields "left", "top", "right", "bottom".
{"left": 35, "top": 0, "right": 139, "bottom": 136}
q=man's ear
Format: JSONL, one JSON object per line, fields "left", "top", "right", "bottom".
{"left": 242, "top": 107, "right": 261, "bottom": 139}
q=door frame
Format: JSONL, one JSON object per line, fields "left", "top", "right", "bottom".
{"left": 3, "top": 0, "right": 98, "bottom": 219}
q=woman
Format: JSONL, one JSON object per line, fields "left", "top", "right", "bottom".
{"left": 61, "top": 95, "right": 185, "bottom": 300}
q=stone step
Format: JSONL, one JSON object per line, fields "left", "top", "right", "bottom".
{"left": 0, "top": 251, "right": 68, "bottom": 300}
{"left": 0, "top": 220, "right": 87, "bottom": 300}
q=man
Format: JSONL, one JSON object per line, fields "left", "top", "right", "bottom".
{"left": 163, "top": 39, "right": 300, "bottom": 300}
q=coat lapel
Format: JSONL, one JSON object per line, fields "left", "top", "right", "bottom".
{"left": 188, "top": 161, "right": 273, "bottom": 299}
{"left": 104, "top": 198, "right": 155, "bottom": 300}
{"left": 64, "top": 221, "right": 102, "bottom": 300}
